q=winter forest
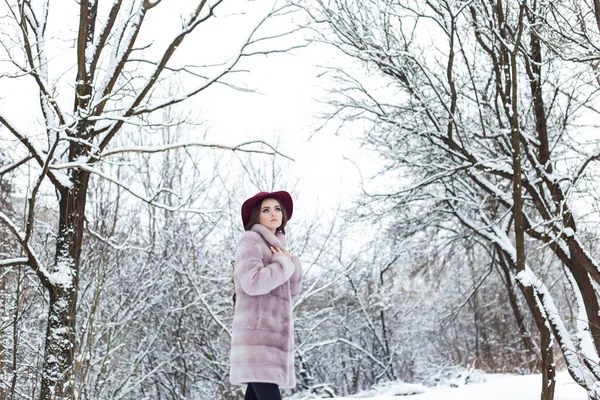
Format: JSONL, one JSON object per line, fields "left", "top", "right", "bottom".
{"left": 0, "top": 0, "right": 599, "bottom": 399}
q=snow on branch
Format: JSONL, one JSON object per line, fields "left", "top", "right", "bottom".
{"left": 563, "top": 267, "right": 600, "bottom": 377}
{"left": 0, "top": 258, "right": 29, "bottom": 268}
{"left": 114, "top": 0, "right": 227, "bottom": 115}
{"left": 337, "top": 338, "right": 387, "bottom": 370}
{"left": 99, "top": 139, "right": 294, "bottom": 160}
{"left": 0, "top": 111, "right": 72, "bottom": 189}
{"left": 517, "top": 266, "right": 600, "bottom": 392}
{"left": 0, "top": 211, "right": 52, "bottom": 288}
{"left": 573, "top": 148, "right": 600, "bottom": 187}
{"left": 7, "top": 5, "right": 66, "bottom": 126}
{"left": 130, "top": 2, "right": 298, "bottom": 117}
{"left": 0, "top": 155, "right": 33, "bottom": 176}
{"left": 94, "top": 0, "right": 229, "bottom": 148}
{"left": 572, "top": 234, "right": 600, "bottom": 277}
{"left": 85, "top": 223, "right": 152, "bottom": 253}
{"left": 450, "top": 195, "right": 600, "bottom": 392}
{"left": 49, "top": 162, "right": 218, "bottom": 216}
{"left": 184, "top": 271, "right": 232, "bottom": 339}
{"left": 24, "top": 128, "right": 61, "bottom": 244}
{"left": 92, "top": 1, "right": 148, "bottom": 118}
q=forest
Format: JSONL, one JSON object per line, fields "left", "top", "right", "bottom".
{"left": 1, "top": 0, "right": 600, "bottom": 399}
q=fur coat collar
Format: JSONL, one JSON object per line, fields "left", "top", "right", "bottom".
{"left": 250, "top": 223, "right": 287, "bottom": 249}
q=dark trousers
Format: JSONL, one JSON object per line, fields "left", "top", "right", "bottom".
{"left": 244, "top": 382, "right": 281, "bottom": 400}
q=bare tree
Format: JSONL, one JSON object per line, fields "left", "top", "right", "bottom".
{"left": 309, "top": 0, "right": 600, "bottom": 398}
{"left": 0, "top": 0, "right": 304, "bottom": 398}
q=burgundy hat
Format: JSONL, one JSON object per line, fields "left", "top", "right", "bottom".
{"left": 241, "top": 191, "right": 293, "bottom": 227}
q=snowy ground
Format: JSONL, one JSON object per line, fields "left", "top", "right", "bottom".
{"left": 291, "top": 371, "right": 586, "bottom": 399}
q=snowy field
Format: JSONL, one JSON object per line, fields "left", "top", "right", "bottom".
{"left": 291, "top": 371, "right": 586, "bottom": 399}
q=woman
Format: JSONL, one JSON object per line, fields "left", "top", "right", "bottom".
{"left": 230, "top": 191, "right": 303, "bottom": 400}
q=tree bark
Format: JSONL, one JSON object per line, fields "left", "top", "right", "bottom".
{"left": 39, "top": 170, "right": 89, "bottom": 400}
{"left": 539, "top": 321, "right": 555, "bottom": 400}
{"left": 497, "top": 249, "right": 555, "bottom": 400}
{"left": 40, "top": 289, "right": 77, "bottom": 399}
{"left": 496, "top": 251, "right": 537, "bottom": 367}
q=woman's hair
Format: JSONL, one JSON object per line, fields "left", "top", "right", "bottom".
{"left": 243, "top": 196, "right": 289, "bottom": 233}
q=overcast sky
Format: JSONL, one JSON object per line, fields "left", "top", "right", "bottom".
{"left": 181, "top": 7, "right": 383, "bottom": 220}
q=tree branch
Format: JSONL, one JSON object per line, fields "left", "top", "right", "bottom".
{"left": 0, "top": 155, "right": 33, "bottom": 176}
{"left": 0, "top": 211, "right": 52, "bottom": 289}
{"left": 0, "top": 111, "right": 69, "bottom": 190}
{"left": 99, "top": 140, "right": 294, "bottom": 161}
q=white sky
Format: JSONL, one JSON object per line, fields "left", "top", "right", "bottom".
{"left": 193, "top": 44, "right": 374, "bottom": 218}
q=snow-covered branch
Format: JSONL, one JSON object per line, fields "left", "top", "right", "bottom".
{"left": 0, "top": 257, "right": 29, "bottom": 268}
{"left": 49, "top": 162, "right": 217, "bottom": 216}
{"left": 96, "top": 0, "right": 228, "bottom": 147}
{"left": 127, "top": 2, "right": 297, "bottom": 118}
{"left": 0, "top": 155, "right": 33, "bottom": 176}
{"left": 573, "top": 148, "right": 600, "bottom": 187}
{"left": 0, "top": 211, "right": 51, "bottom": 288}
{"left": 9, "top": 1, "right": 67, "bottom": 128}
{"left": 99, "top": 140, "right": 294, "bottom": 160}
{"left": 563, "top": 267, "right": 600, "bottom": 376}
{"left": 517, "top": 267, "right": 600, "bottom": 391}
{"left": 85, "top": 223, "right": 152, "bottom": 253}
{"left": 0, "top": 111, "right": 71, "bottom": 190}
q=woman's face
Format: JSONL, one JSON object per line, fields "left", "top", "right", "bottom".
{"left": 258, "top": 198, "right": 283, "bottom": 233}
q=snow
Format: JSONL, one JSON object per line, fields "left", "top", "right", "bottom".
{"left": 0, "top": 211, "right": 51, "bottom": 282}
{"left": 52, "top": 169, "right": 74, "bottom": 189}
{"left": 564, "top": 227, "right": 575, "bottom": 237}
{"left": 0, "top": 257, "right": 28, "bottom": 267}
{"left": 291, "top": 371, "right": 586, "bottom": 399}
{"left": 573, "top": 235, "right": 600, "bottom": 274}
{"left": 345, "top": 382, "right": 427, "bottom": 398}
{"left": 516, "top": 266, "right": 595, "bottom": 389}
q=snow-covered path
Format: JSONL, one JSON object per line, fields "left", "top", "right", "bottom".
{"left": 307, "top": 371, "right": 586, "bottom": 399}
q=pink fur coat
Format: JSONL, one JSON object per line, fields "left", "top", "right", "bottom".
{"left": 230, "top": 223, "right": 303, "bottom": 388}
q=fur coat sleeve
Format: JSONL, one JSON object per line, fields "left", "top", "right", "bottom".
{"left": 290, "top": 256, "right": 302, "bottom": 298}
{"left": 235, "top": 232, "right": 295, "bottom": 296}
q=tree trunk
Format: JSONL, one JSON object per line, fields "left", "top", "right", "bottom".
{"left": 40, "top": 289, "right": 77, "bottom": 399}
{"left": 518, "top": 284, "right": 556, "bottom": 400}
{"left": 496, "top": 247, "right": 555, "bottom": 399}
{"left": 496, "top": 251, "right": 537, "bottom": 367}
{"left": 39, "top": 170, "right": 88, "bottom": 400}
{"left": 539, "top": 322, "right": 555, "bottom": 400}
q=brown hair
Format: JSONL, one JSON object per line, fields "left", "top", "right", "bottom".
{"left": 243, "top": 196, "right": 289, "bottom": 233}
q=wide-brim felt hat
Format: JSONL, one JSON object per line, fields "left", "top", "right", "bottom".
{"left": 241, "top": 191, "right": 293, "bottom": 227}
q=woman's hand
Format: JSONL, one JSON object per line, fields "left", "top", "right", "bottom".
{"left": 271, "top": 246, "right": 293, "bottom": 260}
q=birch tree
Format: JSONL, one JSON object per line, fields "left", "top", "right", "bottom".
{"left": 0, "top": 0, "right": 302, "bottom": 398}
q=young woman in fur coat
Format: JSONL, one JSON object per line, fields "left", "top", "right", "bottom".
{"left": 230, "top": 191, "right": 303, "bottom": 400}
